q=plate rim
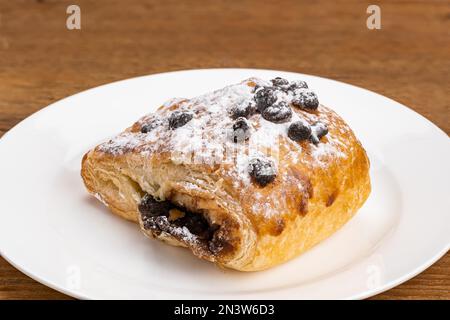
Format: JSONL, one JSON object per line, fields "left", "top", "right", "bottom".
{"left": 1, "top": 68, "right": 449, "bottom": 300}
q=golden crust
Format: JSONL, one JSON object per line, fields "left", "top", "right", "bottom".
{"left": 81, "top": 78, "right": 371, "bottom": 271}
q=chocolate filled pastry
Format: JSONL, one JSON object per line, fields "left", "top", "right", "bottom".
{"left": 81, "top": 77, "right": 371, "bottom": 271}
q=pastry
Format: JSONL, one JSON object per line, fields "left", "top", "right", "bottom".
{"left": 81, "top": 77, "right": 371, "bottom": 271}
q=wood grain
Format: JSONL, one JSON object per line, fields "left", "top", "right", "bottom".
{"left": 0, "top": 0, "right": 448, "bottom": 300}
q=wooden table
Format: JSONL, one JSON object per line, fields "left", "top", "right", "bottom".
{"left": 0, "top": 0, "right": 448, "bottom": 300}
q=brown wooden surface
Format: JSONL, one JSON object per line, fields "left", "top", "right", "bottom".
{"left": 0, "top": 0, "right": 448, "bottom": 300}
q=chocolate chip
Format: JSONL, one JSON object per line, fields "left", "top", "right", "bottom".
{"left": 248, "top": 157, "right": 276, "bottom": 187}
{"left": 310, "top": 121, "right": 328, "bottom": 144}
{"left": 230, "top": 102, "right": 257, "bottom": 119}
{"left": 289, "top": 80, "right": 308, "bottom": 90}
{"left": 141, "top": 119, "right": 164, "bottom": 133}
{"left": 231, "top": 117, "right": 251, "bottom": 143}
{"left": 271, "top": 77, "right": 290, "bottom": 87}
{"left": 261, "top": 101, "right": 292, "bottom": 123}
{"left": 288, "top": 121, "right": 312, "bottom": 141}
{"left": 254, "top": 87, "right": 277, "bottom": 112}
{"left": 168, "top": 111, "right": 193, "bottom": 129}
{"left": 138, "top": 194, "right": 172, "bottom": 218}
{"left": 292, "top": 90, "right": 319, "bottom": 110}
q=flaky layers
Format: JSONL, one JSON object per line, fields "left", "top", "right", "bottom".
{"left": 81, "top": 78, "right": 370, "bottom": 271}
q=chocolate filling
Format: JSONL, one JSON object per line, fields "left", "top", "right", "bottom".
{"left": 138, "top": 193, "right": 226, "bottom": 255}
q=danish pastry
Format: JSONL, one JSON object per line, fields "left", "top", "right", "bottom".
{"left": 81, "top": 77, "right": 371, "bottom": 271}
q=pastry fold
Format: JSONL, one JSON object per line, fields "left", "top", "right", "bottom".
{"left": 81, "top": 78, "right": 370, "bottom": 271}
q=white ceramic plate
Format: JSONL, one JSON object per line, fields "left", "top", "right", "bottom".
{"left": 0, "top": 69, "right": 449, "bottom": 300}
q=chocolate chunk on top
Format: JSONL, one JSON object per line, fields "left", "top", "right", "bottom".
{"left": 270, "top": 77, "right": 290, "bottom": 88}
{"left": 230, "top": 101, "right": 257, "bottom": 119}
{"left": 288, "top": 121, "right": 312, "bottom": 141}
{"left": 254, "top": 87, "right": 278, "bottom": 112}
{"left": 289, "top": 80, "right": 308, "bottom": 90}
{"left": 231, "top": 117, "right": 251, "bottom": 143}
{"left": 248, "top": 157, "right": 277, "bottom": 187}
{"left": 292, "top": 90, "right": 319, "bottom": 110}
{"left": 141, "top": 119, "right": 164, "bottom": 133}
